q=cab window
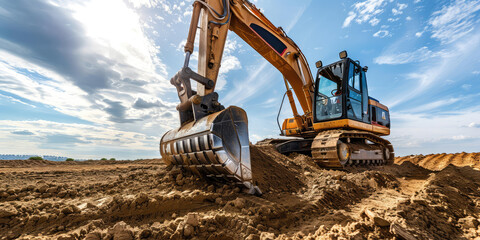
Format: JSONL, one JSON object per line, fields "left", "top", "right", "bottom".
{"left": 347, "top": 62, "right": 362, "bottom": 121}
{"left": 348, "top": 63, "right": 361, "bottom": 92}
{"left": 315, "top": 62, "right": 344, "bottom": 121}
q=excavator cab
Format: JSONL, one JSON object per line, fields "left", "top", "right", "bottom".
{"left": 315, "top": 57, "right": 370, "bottom": 125}
{"left": 280, "top": 52, "right": 394, "bottom": 168}
{"left": 305, "top": 52, "right": 394, "bottom": 168}
{"left": 313, "top": 51, "right": 390, "bottom": 133}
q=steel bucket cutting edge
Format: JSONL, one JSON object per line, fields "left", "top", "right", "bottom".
{"left": 159, "top": 106, "right": 261, "bottom": 195}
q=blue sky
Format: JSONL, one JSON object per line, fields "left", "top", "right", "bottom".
{"left": 0, "top": 0, "right": 479, "bottom": 159}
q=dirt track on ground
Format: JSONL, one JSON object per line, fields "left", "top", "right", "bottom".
{"left": 1, "top": 146, "right": 479, "bottom": 239}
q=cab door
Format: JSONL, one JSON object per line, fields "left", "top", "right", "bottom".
{"left": 346, "top": 61, "right": 369, "bottom": 123}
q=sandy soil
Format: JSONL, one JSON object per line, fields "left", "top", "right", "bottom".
{"left": 1, "top": 146, "right": 479, "bottom": 240}
{"left": 396, "top": 152, "right": 480, "bottom": 171}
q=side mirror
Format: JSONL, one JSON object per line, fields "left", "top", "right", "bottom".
{"left": 363, "top": 66, "right": 368, "bottom": 72}
{"left": 315, "top": 60, "right": 323, "bottom": 68}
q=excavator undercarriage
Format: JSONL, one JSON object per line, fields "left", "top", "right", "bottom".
{"left": 259, "top": 130, "right": 394, "bottom": 168}
{"left": 311, "top": 130, "right": 394, "bottom": 168}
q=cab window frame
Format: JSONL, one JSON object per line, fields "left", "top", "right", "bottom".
{"left": 313, "top": 59, "right": 348, "bottom": 123}
{"left": 346, "top": 61, "right": 364, "bottom": 121}
{"left": 348, "top": 62, "right": 362, "bottom": 97}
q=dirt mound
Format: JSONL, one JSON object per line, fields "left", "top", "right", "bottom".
{"left": 133, "top": 159, "right": 163, "bottom": 164}
{"left": 251, "top": 145, "right": 305, "bottom": 193}
{"left": 377, "top": 160, "right": 433, "bottom": 179}
{"left": 0, "top": 145, "right": 479, "bottom": 239}
{"left": 0, "top": 159, "right": 149, "bottom": 170}
{"left": 394, "top": 164, "right": 480, "bottom": 239}
{"left": 0, "top": 159, "right": 58, "bottom": 168}
{"left": 396, "top": 152, "right": 480, "bottom": 171}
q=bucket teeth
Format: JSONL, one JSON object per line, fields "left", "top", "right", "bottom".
{"left": 160, "top": 106, "right": 261, "bottom": 195}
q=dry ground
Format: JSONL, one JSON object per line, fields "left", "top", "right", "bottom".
{"left": 1, "top": 146, "right": 479, "bottom": 239}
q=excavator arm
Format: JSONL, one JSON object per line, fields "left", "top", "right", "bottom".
{"left": 185, "top": 0, "right": 314, "bottom": 130}
{"left": 161, "top": 0, "right": 316, "bottom": 194}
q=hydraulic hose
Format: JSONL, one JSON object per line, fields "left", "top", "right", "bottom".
{"left": 277, "top": 89, "right": 290, "bottom": 134}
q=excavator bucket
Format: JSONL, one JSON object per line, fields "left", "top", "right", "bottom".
{"left": 160, "top": 106, "right": 261, "bottom": 195}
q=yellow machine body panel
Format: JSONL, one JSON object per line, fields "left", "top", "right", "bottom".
{"left": 368, "top": 99, "right": 389, "bottom": 111}
{"left": 282, "top": 97, "right": 391, "bottom": 137}
{"left": 283, "top": 118, "right": 390, "bottom": 137}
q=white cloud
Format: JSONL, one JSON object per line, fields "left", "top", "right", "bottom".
{"left": 0, "top": 120, "right": 159, "bottom": 159}
{"left": 384, "top": 31, "right": 480, "bottom": 108}
{"left": 0, "top": 0, "right": 179, "bottom": 144}
{"left": 72, "top": 0, "right": 168, "bottom": 78}
{"left": 162, "top": 3, "right": 172, "bottom": 14}
{"left": 415, "top": 31, "right": 423, "bottom": 37}
{"left": 177, "top": 39, "right": 187, "bottom": 52}
{"left": 0, "top": 53, "right": 104, "bottom": 123}
{"left": 369, "top": 17, "right": 380, "bottom": 26}
{"left": 216, "top": 55, "right": 241, "bottom": 90}
{"left": 183, "top": 8, "right": 192, "bottom": 17}
{"left": 461, "top": 84, "right": 472, "bottom": 90}
{"left": 397, "top": 3, "right": 408, "bottom": 10}
{"left": 428, "top": 0, "right": 480, "bottom": 44}
{"left": 374, "top": 46, "right": 444, "bottom": 64}
{"left": 390, "top": 110, "right": 480, "bottom": 155}
{"left": 472, "top": 70, "right": 480, "bottom": 75}
{"left": 126, "top": 0, "right": 158, "bottom": 9}
{"left": 452, "top": 135, "right": 471, "bottom": 140}
{"left": 404, "top": 93, "right": 480, "bottom": 113}
{"left": 373, "top": 30, "right": 390, "bottom": 38}
{"left": 341, "top": 0, "right": 410, "bottom": 34}
{"left": 263, "top": 98, "right": 277, "bottom": 105}
{"left": 342, "top": 0, "right": 386, "bottom": 27}
{"left": 356, "top": 0, "right": 385, "bottom": 24}
{"left": 407, "top": 97, "right": 461, "bottom": 113}
{"left": 0, "top": 93, "right": 37, "bottom": 108}
{"left": 284, "top": 0, "right": 312, "bottom": 32}
{"left": 406, "top": 16, "right": 412, "bottom": 21}
{"left": 343, "top": 12, "right": 357, "bottom": 28}
{"left": 222, "top": 61, "right": 271, "bottom": 106}
{"left": 260, "top": 97, "right": 280, "bottom": 109}
{"left": 155, "top": 14, "right": 164, "bottom": 21}
{"left": 468, "top": 122, "right": 480, "bottom": 128}
{"left": 392, "top": 3, "right": 407, "bottom": 15}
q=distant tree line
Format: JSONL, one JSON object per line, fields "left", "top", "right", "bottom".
{"left": 0, "top": 154, "right": 68, "bottom": 161}
{"left": 0, "top": 154, "right": 117, "bottom": 161}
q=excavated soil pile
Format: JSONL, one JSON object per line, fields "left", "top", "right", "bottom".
{"left": 1, "top": 146, "right": 479, "bottom": 239}
{"left": 396, "top": 152, "right": 480, "bottom": 171}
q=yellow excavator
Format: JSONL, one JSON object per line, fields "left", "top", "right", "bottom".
{"left": 159, "top": 0, "right": 394, "bottom": 195}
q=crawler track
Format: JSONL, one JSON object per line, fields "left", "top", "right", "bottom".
{"left": 311, "top": 130, "right": 394, "bottom": 168}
